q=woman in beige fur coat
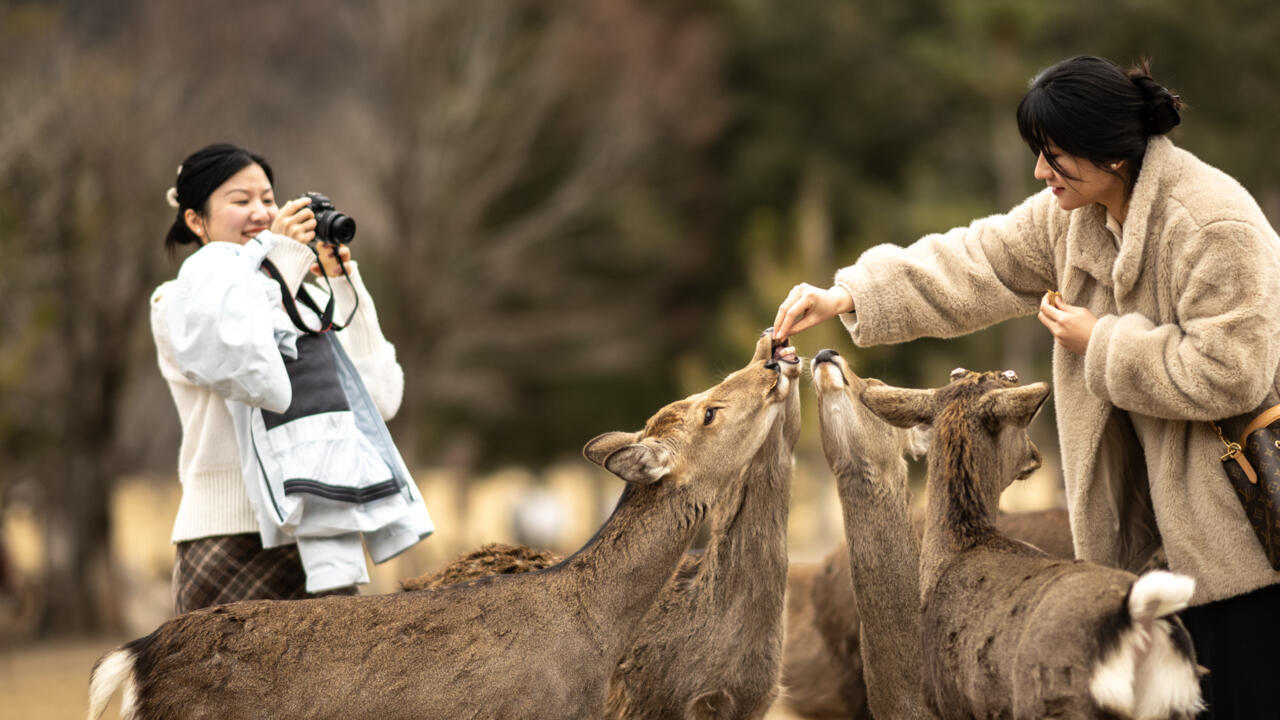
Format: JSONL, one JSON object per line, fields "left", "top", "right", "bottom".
{"left": 775, "top": 55, "right": 1280, "bottom": 719}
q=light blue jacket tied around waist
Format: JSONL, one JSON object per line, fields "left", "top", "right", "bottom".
{"left": 164, "top": 232, "right": 432, "bottom": 592}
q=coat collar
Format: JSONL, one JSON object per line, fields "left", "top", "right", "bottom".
{"left": 1113, "top": 136, "right": 1181, "bottom": 297}
{"left": 1061, "top": 136, "right": 1183, "bottom": 302}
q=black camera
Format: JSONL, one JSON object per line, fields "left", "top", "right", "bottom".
{"left": 302, "top": 192, "right": 356, "bottom": 244}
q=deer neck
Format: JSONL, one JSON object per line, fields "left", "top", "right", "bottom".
{"left": 701, "top": 432, "right": 792, "bottom": 608}
{"left": 560, "top": 480, "right": 706, "bottom": 655}
{"left": 834, "top": 441, "right": 928, "bottom": 720}
{"left": 833, "top": 444, "right": 920, "bottom": 586}
{"left": 919, "top": 428, "right": 1001, "bottom": 592}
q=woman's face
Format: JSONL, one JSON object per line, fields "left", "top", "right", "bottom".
{"left": 184, "top": 163, "right": 278, "bottom": 245}
{"left": 1033, "top": 143, "right": 1126, "bottom": 216}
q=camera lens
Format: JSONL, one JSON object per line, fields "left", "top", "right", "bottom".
{"left": 325, "top": 214, "right": 356, "bottom": 244}
{"left": 305, "top": 192, "right": 356, "bottom": 244}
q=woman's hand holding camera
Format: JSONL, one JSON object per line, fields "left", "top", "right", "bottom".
{"left": 271, "top": 196, "right": 317, "bottom": 246}
{"left": 271, "top": 196, "right": 352, "bottom": 276}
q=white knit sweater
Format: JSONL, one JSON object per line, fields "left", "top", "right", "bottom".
{"left": 151, "top": 236, "right": 405, "bottom": 543}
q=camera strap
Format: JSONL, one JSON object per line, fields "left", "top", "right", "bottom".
{"left": 260, "top": 258, "right": 335, "bottom": 334}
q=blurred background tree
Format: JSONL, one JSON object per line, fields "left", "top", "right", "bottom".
{"left": 1, "top": 0, "right": 1276, "bottom": 635}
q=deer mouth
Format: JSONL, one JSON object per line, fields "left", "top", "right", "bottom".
{"left": 810, "top": 348, "right": 851, "bottom": 393}
{"left": 771, "top": 338, "right": 799, "bottom": 365}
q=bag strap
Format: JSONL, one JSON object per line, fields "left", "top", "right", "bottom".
{"left": 1241, "top": 403, "right": 1280, "bottom": 440}
{"left": 1212, "top": 420, "right": 1256, "bottom": 484}
{"left": 1208, "top": 402, "right": 1280, "bottom": 486}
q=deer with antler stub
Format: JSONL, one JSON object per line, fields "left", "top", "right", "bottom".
{"left": 87, "top": 335, "right": 799, "bottom": 720}
{"left": 860, "top": 368, "right": 1203, "bottom": 720}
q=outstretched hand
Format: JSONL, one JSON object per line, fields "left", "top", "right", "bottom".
{"left": 772, "top": 283, "right": 854, "bottom": 341}
{"left": 1038, "top": 291, "right": 1096, "bottom": 355}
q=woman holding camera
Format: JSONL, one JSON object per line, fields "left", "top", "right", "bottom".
{"left": 773, "top": 56, "right": 1280, "bottom": 718}
{"left": 152, "top": 142, "right": 427, "bottom": 613}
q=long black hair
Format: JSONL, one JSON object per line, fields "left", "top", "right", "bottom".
{"left": 1016, "top": 56, "right": 1183, "bottom": 193}
{"left": 164, "top": 143, "right": 274, "bottom": 253}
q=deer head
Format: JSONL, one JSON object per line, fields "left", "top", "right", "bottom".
{"left": 860, "top": 369, "right": 1048, "bottom": 491}
{"left": 583, "top": 331, "right": 800, "bottom": 502}
{"left": 811, "top": 348, "right": 930, "bottom": 475}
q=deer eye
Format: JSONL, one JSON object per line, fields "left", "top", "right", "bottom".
{"left": 703, "top": 407, "right": 720, "bottom": 425}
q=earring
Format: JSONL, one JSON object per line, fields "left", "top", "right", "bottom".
{"left": 1110, "top": 162, "right": 1120, "bottom": 170}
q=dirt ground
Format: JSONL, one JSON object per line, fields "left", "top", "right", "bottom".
{"left": 1, "top": 637, "right": 126, "bottom": 719}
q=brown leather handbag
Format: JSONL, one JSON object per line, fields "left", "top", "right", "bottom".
{"left": 1214, "top": 405, "right": 1280, "bottom": 570}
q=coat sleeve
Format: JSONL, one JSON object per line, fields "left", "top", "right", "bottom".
{"left": 833, "top": 190, "right": 1061, "bottom": 347}
{"left": 1084, "top": 218, "right": 1280, "bottom": 420}
{"left": 162, "top": 243, "right": 294, "bottom": 412}
{"left": 304, "top": 261, "right": 405, "bottom": 421}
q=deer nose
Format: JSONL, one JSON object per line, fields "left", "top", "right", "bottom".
{"left": 764, "top": 359, "right": 780, "bottom": 371}
{"left": 814, "top": 349, "right": 839, "bottom": 364}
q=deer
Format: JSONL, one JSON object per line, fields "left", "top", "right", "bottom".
{"left": 87, "top": 332, "right": 800, "bottom": 720}
{"left": 859, "top": 367, "right": 1203, "bottom": 720}
{"left": 602, "top": 328, "right": 801, "bottom": 719}
{"left": 406, "top": 329, "right": 803, "bottom": 719}
{"left": 805, "top": 347, "right": 931, "bottom": 719}
{"left": 776, "top": 349, "right": 1075, "bottom": 719}
{"left": 777, "top": 508, "right": 1076, "bottom": 720}
{"left": 402, "top": 349, "right": 1080, "bottom": 720}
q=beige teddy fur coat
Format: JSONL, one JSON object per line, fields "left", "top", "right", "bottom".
{"left": 835, "top": 135, "right": 1280, "bottom": 605}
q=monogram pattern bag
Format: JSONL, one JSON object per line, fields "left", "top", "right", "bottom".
{"left": 1214, "top": 405, "right": 1280, "bottom": 570}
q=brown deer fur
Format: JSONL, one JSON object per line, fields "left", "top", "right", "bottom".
{"left": 862, "top": 370, "right": 1203, "bottom": 720}
{"left": 87, "top": 334, "right": 798, "bottom": 720}
{"left": 398, "top": 543, "right": 561, "bottom": 592}
{"left": 777, "top": 507, "right": 1074, "bottom": 720}
{"left": 809, "top": 348, "right": 928, "bottom": 720}
{"left": 602, "top": 332, "right": 801, "bottom": 720}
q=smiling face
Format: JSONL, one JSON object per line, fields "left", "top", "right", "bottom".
{"left": 183, "top": 163, "right": 278, "bottom": 245}
{"left": 1033, "top": 143, "right": 1128, "bottom": 218}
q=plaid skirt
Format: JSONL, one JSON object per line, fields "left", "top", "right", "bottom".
{"left": 172, "top": 533, "right": 357, "bottom": 614}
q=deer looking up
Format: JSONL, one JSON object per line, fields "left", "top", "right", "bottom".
{"left": 861, "top": 369, "right": 1203, "bottom": 720}
{"left": 87, "top": 334, "right": 799, "bottom": 720}
{"left": 808, "top": 347, "right": 931, "bottom": 719}
{"left": 603, "top": 329, "right": 801, "bottom": 719}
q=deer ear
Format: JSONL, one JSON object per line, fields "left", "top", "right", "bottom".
{"left": 583, "top": 431, "right": 639, "bottom": 467}
{"left": 603, "top": 442, "right": 673, "bottom": 485}
{"left": 982, "top": 382, "right": 1051, "bottom": 427}
{"left": 860, "top": 386, "right": 936, "bottom": 428}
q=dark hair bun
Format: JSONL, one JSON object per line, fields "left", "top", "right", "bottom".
{"left": 1129, "top": 72, "right": 1183, "bottom": 136}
